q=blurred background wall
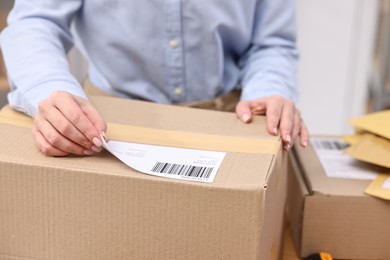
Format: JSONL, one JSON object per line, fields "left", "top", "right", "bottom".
{"left": 0, "top": 0, "right": 389, "bottom": 136}
{"left": 296, "top": 0, "right": 379, "bottom": 135}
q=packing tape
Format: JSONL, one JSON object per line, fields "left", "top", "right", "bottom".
{"left": 0, "top": 105, "right": 35, "bottom": 128}
{"left": 0, "top": 105, "right": 280, "bottom": 154}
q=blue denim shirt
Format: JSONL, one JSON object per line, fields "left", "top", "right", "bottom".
{"left": 1, "top": 0, "right": 298, "bottom": 116}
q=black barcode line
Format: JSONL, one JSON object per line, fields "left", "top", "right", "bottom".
{"left": 151, "top": 162, "right": 213, "bottom": 179}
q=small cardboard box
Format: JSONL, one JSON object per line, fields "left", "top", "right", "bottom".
{"left": 0, "top": 96, "right": 287, "bottom": 260}
{"left": 287, "top": 139, "right": 390, "bottom": 260}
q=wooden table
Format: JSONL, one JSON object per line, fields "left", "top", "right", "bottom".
{"left": 282, "top": 225, "right": 301, "bottom": 260}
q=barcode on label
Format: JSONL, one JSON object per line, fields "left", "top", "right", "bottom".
{"left": 312, "top": 138, "right": 348, "bottom": 150}
{"left": 151, "top": 162, "right": 214, "bottom": 180}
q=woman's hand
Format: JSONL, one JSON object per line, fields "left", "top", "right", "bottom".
{"left": 236, "top": 95, "right": 309, "bottom": 151}
{"left": 32, "top": 91, "right": 107, "bottom": 156}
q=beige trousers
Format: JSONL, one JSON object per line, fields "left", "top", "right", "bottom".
{"left": 83, "top": 79, "right": 240, "bottom": 113}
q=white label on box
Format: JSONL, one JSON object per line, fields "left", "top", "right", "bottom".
{"left": 382, "top": 176, "right": 390, "bottom": 189}
{"left": 311, "top": 137, "right": 377, "bottom": 180}
{"left": 101, "top": 137, "right": 226, "bottom": 183}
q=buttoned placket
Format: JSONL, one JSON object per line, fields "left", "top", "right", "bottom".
{"left": 164, "top": 0, "right": 186, "bottom": 102}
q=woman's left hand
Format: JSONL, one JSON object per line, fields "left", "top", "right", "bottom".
{"left": 235, "top": 95, "right": 309, "bottom": 151}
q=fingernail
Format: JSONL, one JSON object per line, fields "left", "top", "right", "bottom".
{"left": 284, "top": 143, "right": 291, "bottom": 151}
{"left": 91, "top": 145, "right": 102, "bottom": 153}
{"left": 83, "top": 150, "right": 94, "bottom": 156}
{"left": 101, "top": 131, "right": 107, "bottom": 140}
{"left": 285, "top": 135, "right": 291, "bottom": 144}
{"left": 92, "top": 137, "right": 102, "bottom": 147}
{"left": 242, "top": 113, "right": 250, "bottom": 123}
{"left": 273, "top": 128, "right": 278, "bottom": 135}
{"left": 302, "top": 141, "right": 307, "bottom": 148}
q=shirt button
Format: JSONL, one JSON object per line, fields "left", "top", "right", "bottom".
{"left": 169, "top": 39, "right": 178, "bottom": 48}
{"left": 174, "top": 87, "right": 183, "bottom": 97}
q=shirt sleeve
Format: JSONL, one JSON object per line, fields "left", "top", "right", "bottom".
{"left": 238, "top": 0, "right": 299, "bottom": 102}
{"left": 0, "top": 0, "right": 87, "bottom": 117}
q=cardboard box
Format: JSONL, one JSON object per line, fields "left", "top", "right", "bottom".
{"left": 287, "top": 139, "right": 390, "bottom": 260}
{"left": 0, "top": 96, "right": 287, "bottom": 260}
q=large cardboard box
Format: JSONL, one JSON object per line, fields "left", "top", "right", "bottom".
{"left": 287, "top": 139, "right": 390, "bottom": 260}
{"left": 0, "top": 96, "right": 287, "bottom": 260}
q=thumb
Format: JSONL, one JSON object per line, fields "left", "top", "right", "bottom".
{"left": 235, "top": 100, "right": 253, "bottom": 123}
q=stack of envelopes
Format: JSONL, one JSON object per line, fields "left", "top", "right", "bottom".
{"left": 343, "top": 110, "right": 390, "bottom": 199}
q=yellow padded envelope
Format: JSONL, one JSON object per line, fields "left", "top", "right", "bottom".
{"left": 342, "top": 134, "right": 363, "bottom": 145}
{"left": 365, "top": 174, "right": 390, "bottom": 200}
{"left": 350, "top": 110, "right": 390, "bottom": 139}
{"left": 344, "top": 133, "right": 390, "bottom": 169}
{"left": 346, "top": 111, "right": 390, "bottom": 169}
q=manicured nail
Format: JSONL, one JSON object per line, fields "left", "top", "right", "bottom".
{"left": 92, "top": 137, "right": 102, "bottom": 147}
{"left": 273, "top": 128, "right": 278, "bottom": 135}
{"left": 242, "top": 113, "right": 250, "bottom": 123}
{"left": 285, "top": 135, "right": 291, "bottom": 144}
{"left": 302, "top": 141, "right": 307, "bottom": 148}
{"left": 91, "top": 145, "right": 102, "bottom": 153}
{"left": 83, "top": 150, "right": 94, "bottom": 156}
{"left": 284, "top": 143, "right": 291, "bottom": 151}
{"left": 101, "top": 131, "right": 107, "bottom": 140}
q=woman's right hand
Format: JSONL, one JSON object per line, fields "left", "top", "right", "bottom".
{"left": 32, "top": 91, "right": 107, "bottom": 156}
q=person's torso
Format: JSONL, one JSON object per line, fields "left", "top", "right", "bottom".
{"left": 74, "top": 0, "right": 258, "bottom": 103}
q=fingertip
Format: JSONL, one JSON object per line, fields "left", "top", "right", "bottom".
{"left": 83, "top": 150, "right": 95, "bottom": 156}
{"left": 283, "top": 142, "right": 292, "bottom": 151}
{"left": 241, "top": 113, "right": 251, "bottom": 123}
{"left": 92, "top": 136, "right": 102, "bottom": 148}
{"left": 272, "top": 127, "right": 278, "bottom": 136}
{"left": 300, "top": 121, "right": 310, "bottom": 148}
{"left": 266, "top": 113, "right": 281, "bottom": 137}
{"left": 267, "top": 125, "right": 278, "bottom": 137}
{"left": 281, "top": 133, "right": 293, "bottom": 151}
{"left": 91, "top": 145, "right": 102, "bottom": 153}
{"left": 300, "top": 129, "right": 310, "bottom": 149}
{"left": 235, "top": 100, "right": 252, "bottom": 123}
{"left": 285, "top": 134, "right": 291, "bottom": 144}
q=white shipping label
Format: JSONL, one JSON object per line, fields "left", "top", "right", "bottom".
{"left": 382, "top": 176, "right": 390, "bottom": 189}
{"left": 101, "top": 137, "right": 226, "bottom": 183}
{"left": 311, "top": 137, "right": 377, "bottom": 180}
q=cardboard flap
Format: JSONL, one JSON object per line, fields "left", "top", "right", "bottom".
{"left": 0, "top": 97, "right": 281, "bottom": 154}
{"left": 90, "top": 96, "right": 270, "bottom": 137}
